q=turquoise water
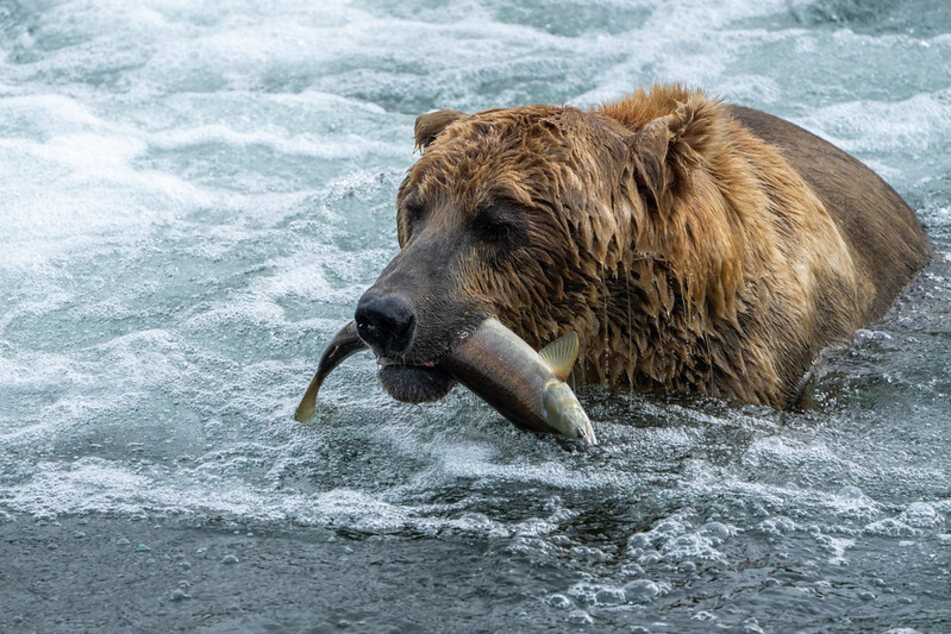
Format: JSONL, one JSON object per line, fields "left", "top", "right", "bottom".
{"left": 1, "top": 0, "right": 950, "bottom": 631}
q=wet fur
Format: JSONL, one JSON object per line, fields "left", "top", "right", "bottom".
{"left": 391, "top": 84, "right": 929, "bottom": 408}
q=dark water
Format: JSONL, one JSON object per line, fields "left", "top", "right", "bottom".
{"left": 1, "top": 0, "right": 950, "bottom": 631}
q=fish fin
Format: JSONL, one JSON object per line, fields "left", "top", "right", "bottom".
{"left": 294, "top": 371, "right": 321, "bottom": 423}
{"left": 539, "top": 332, "right": 579, "bottom": 381}
{"left": 294, "top": 320, "right": 367, "bottom": 424}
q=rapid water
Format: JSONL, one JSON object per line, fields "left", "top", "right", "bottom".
{"left": 1, "top": 0, "right": 950, "bottom": 631}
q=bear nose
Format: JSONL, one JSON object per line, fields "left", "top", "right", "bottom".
{"left": 354, "top": 292, "right": 416, "bottom": 358}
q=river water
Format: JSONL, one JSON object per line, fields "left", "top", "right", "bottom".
{"left": 1, "top": 0, "right": 950, "bottom": 632}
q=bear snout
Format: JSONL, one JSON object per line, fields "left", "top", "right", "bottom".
{"left": 354, "top": 291, "right": 417, "bottom": 359}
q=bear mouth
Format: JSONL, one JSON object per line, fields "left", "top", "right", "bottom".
{"left": 377, "top": 363, "right": 456, "bottom": 403}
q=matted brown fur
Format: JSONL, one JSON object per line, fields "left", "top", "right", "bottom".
{"left": 387, "top": 84, "right": 929, "bottom": 408}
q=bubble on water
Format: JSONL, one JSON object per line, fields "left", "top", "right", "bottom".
{"left": 566, "top": 609, "right": 593, "bottom": 626}
{"left": 757, "top": 515, "right": 797, "bottom": 537}
{"left": 546, "top": 593, "right": 574, "bottom": 610}
{"left": 699, "top": 521, "right": 733, "bottom": 544}
{"left": 566, "top": 581, "right": 600, "bottom": 607}
{"left": 899, "top": 502, "right": 942, "bottom": 528}
{"left": 661, "top": 532, "right": 726, "bottom": 564}
{"left": 744, "top": 617, "right": 766, "bottom": 633}
{"left": 625, "top": 532, "right": 653, "bottom": 555}
{"left": 624, "top": 513, "right": 729, "bottom": 566}
{"left": 853, "top": 329, "right": 893, "bottom": 343}
{"left": 593, "top": 586, "right": 626, "bottom": 606}
{"left": 623, "top": 579, "right": 662, "bottom": 604}
{"left": 836, "top": 484, "right": 867, "bottom": 502}
{"left": 567, "top": 544, "right": 611, "bottom": 565}
{"left": 815, "top": 533, "right": 855, "bottom": 566}
{"left": 170, "top": 588, "right": 190, "bottom": 601}
{"left": 678, "top": 561, "right": 697, "bottom": 574}
{"left": 864, "top": 517, "right": 921, "bottom": 538}
{"left": 514, "top": 516, "right": 558, "bottom": 538}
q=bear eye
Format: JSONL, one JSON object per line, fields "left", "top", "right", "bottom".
{"left": 474, "top": 203, "right": 528, "bottom": 247}
{"left": 401, "top": 194, "right": 426, "bottom": 236}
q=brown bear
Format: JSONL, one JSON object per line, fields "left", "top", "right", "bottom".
{"left": 351, "top": 84, "right": 930, "bottom": 409}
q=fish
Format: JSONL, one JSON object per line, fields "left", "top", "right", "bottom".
{"left": 439, "top": 318, "right": 596, "bottom": 444}
{"left": 294, "top": 320, "right": 367, "bottom": 422}
{"left": 294, "top": 317, "right": 597, "bottom": 444}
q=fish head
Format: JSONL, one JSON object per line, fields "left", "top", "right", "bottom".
{"left": 541, "top": 379, "right": 598, "bottom": 444}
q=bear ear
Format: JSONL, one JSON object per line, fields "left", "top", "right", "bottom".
{"left": 631, "top": 115, "right": 676, "bottom": 205}
{"left": 414, "top": 109, "right": 466, "bottom": 151}
{"left": 631, "top": 97, "right": 722, "bottom": 205}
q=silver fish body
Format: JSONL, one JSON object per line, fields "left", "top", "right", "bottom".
{"left": 440, "top": 318, "right": 596, "bottom": 444}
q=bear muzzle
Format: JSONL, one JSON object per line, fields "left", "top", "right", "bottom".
{"left": 354, "top": 291, "right": 416, "bottom": 359}
{"left": 377, "top": 363, "right": 456, "bottom": 403}
{"left": 353, "top": 289, "right": 458, "bottom": 403}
